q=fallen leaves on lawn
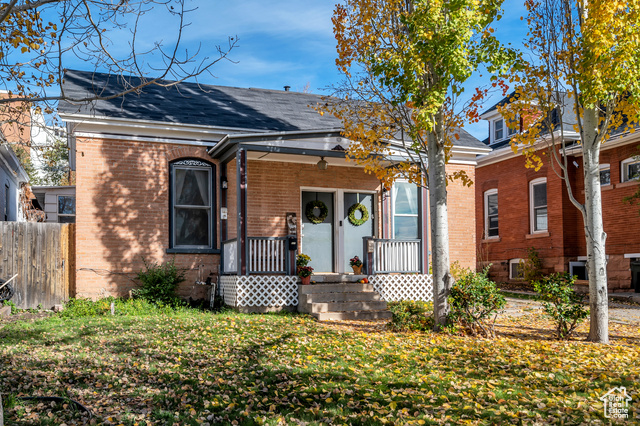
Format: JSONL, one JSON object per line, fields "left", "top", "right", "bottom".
{"left": 0, "top": 310, "right": 638, "bottom": 425}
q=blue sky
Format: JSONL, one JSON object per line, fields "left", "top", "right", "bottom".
{"left": 60, "top": 0, "right": 530, "bottom": 141}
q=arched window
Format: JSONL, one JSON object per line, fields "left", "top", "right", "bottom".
{"left": 169, "top": 159, "right": 216, "bottom": 251}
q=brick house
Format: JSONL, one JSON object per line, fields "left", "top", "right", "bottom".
{"left": 475, "top": 95, "right": 640, "bottom": 292}
{"left": 59, "top": 70, "right": 489, "bottom": 312}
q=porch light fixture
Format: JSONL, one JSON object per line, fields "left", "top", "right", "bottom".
{"left": 317, "top": 157, "right": 328, "bottom": 170}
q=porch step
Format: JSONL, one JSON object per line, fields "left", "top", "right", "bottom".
{"left": 314, "top": 310, "right": 393, "bottom": 321}
{"left": 298, "top": 276, "right": 391, "bottom": 321}
{"left": 310, "top": 300, "right": 388, "bottom": 313}
{"left": 306, "top": 291, "right": 382, "bottom": 303}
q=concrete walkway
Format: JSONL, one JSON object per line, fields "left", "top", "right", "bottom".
{"left": 501, "top": 296, "right": 640, "bottom": 325}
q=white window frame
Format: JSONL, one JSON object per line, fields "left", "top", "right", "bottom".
{"left": 493, "top": 118, "right": 504, "bottom": 142}
{"left": 57, "top": 195, "right": 76, "bottom": 223}
{"left": 484, "top": 189, "right": 499, "bottom": 239}
{"left": 170, "top": 161, "right": 213, "bottom": 249}
{"left": 509, "top": 258, "right": 524, "bottom": 280}
{"left": 621, "top": 157, "right": 640, "bottom": 182}
{"left": 599, "top": 163, "right": 611, "bottom": 186}
{"left": 529, "top": 177, "right": 548, "bottom": 233}
{"left": 391, "top": 180, "right": 419, "bottom": 239}
{"left": 569, "top": 261, "right": 587, "bottom": 280}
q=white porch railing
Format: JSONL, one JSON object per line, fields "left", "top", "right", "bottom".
{"left": 365, "top": 238, "right": 422, "bottom": 274}
{"left": 222, "top": 238, "right": 237, "bottom": 274}
{"left": 248, "top": 237, "right": 289, "bottom": 274}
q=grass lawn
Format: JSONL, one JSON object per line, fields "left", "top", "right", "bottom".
{"left": 1, "top": 309, "right": 639, "bottom": 425}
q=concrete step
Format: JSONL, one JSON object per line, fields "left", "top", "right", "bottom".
{"left": 307, "top": 291, "right": 381, "bottom": 303}
{"left": 310, "top": 300, "right": 387, "bottom": 313}
{"left": 313, "top": 310, "right": 393, "bottom": 321}
{"left": 299, "top": 283, "right": 374, "bottom": 294}
{"left": 311, "top": 274, "right": 368, "bottom": 283}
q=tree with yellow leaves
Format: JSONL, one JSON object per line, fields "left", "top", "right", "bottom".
{"left": 501, "top": 0, "right": 640, "bottom": 343}
{"left": 325, "top": 0, "right": 516, "bottom": 327}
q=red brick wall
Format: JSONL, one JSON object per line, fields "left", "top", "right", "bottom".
{"left": 446, "top": 163, "right": 477, "bottom": 269}
{"left": 476, "top": 143, "right": 640, "bottom": 289}
{"left": 75, "top": 136, "right": 220, "bottom": 299}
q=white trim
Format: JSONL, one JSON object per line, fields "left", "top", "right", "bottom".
{"left": 624, "top": 253, "right": 640, "bottom": 259}
{"left": 621, "top": 157, "right": 640, "bottom": 182}
{"left": 477, "top": 130, "right": 581, "bottom": 168}
{"left": 569, "top": 261, "right": 587, "bottom": 280}
{"left": 300, "top": 187, "right": 377, "bottom": 274}
{"left": 391, "top": 180, "right": 419, "bottom": 240}
{"left": 483, "top": 188, "right": 499, "bottom": 239}
{"left": 529, "top": 177, "right": 548, "bottom": 233}
{"left": 509, "top": 258, "right": 523, "bottom": 280}
{"left": 493, "top": 118, "right": 505, "bottom": 143}
{"left": 74, "top": 131, "right": 218, "bottom": 146}
{"left": 59, "top": 112, "right": 260, "bottom": 133}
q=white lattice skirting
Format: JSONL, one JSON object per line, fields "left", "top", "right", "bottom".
{"left": 370, "top": 274, "right": 434, "bottom": 302}
{"left": 219, "top": 275, "right": 299, "bottom": 307}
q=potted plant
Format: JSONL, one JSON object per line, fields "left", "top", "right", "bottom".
{"left": 296, "top": 253, "right": 311, "bottom": 276}
{"left": 298, "top": 265, "right": 314, "bottom": 285}
{"left": 350, "top": 256, "right": 363, "bottom": 275}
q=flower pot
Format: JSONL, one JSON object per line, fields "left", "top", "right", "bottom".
{"left": 351, "top": 265, "right": 363, "bottom": 275}
{"left": 300, "top": 276, "right": 311, "bottom": 285}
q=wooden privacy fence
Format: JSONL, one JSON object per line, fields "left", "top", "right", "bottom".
{"left": 0, "top": 222, "right": 75, "bottom": 309}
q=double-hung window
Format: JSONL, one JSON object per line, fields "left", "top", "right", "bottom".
{"left": 484, "top": 189, "right": 498, "bottom": 238}
{"left": 621, "top": 158, "right": 640, "bottom": 182}
{"left": 599, "top": 164, "right": 611, "bottom": 186}
{"left": 494, "top": 119, "right": 504, "bottom": 142}
{"left": 392, "top": 181, "right": 419, "bottom": 239}
{"left": 170, "top": 159, "right": 214, "bottom": 250}
{"left": 530, "top": 178, "right": 547, "bottom": 233}
{"left": 58, "top": 196, "right": 76, "bottom": 223}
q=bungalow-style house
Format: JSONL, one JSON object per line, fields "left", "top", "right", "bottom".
{"left": 59, "top": 70, "right": 489, "bottom": 315}
{"left": 475, "top": 94, "right": 640, "bottom": 292}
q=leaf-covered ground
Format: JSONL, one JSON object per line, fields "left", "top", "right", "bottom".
{"left": 1, "top": 308, "right": 639, "bottom": 425}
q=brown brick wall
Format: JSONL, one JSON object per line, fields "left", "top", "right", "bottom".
{"left": 75, "top": 137, "right": 220, "bottom": 299}
{"left": 476, "top": 143, "right": 640, "bottom": 289}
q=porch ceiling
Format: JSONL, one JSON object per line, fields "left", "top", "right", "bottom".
{"left": 246, "top": 150, "right": 359, "bottom": 167}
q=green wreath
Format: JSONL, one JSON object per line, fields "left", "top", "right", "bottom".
{"left": 305, "top": 200, "right": 328, "bottom": 224}
{"left": 347, "top": 203, "right": 369, "bottom": 226}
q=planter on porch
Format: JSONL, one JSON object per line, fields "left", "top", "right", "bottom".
{"left": 300, "top": 276, "right": 311, "bottom": 285}
{"left": 351, "top": 265, "right": 363, "bottom": 275}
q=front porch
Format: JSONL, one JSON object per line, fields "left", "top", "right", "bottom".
{"left": 209, "top": 130, "right": 433, "bottom": 314}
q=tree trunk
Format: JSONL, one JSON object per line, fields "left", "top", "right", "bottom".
{"left": 428, "top": 110, "right": 451, "bottom": 328}
{"left": 582, "top": 106, "right": 609, "bottom": 343}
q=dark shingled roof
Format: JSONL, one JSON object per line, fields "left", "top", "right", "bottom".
{"left": 59, "top": 70, "right": 487, "bottom": 149}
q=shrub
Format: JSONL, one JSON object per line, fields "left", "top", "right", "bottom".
{"left": 387, "top": 301, "right": 434, "bottom": 332}
{"left": 520, "top": 247, "right": 544, "bottom": 283}
{"left": 448, "top": 267, "right": 506, "bottom": 338}
{"left": 133, "top": 258, "right": 186, "bottom": 306}
{"left": 534, "top": 273, "right": 588, "bottom": 340}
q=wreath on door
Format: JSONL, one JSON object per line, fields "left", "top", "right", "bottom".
{"left": 347, "top": 203, "right": 369, "bottom": 226}
{"left": 305, "top": 200, "right": 328, "bottom": 224}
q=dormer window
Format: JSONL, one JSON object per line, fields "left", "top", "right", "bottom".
{"left": 507, "top": 118, "right": 519, "bottom": 136}
{"left": 494, "top": 119, "right": 504, "bottom": 141}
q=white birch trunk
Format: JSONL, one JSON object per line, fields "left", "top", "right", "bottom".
{"left": 581, "top": 107, "right": 609, "bottom": 343}
{"left": 428, "top": 111, "right": 451, "bottom": 328}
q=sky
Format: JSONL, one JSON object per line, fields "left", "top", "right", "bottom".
{"left": 58, "top": 0, "right": 531, "bottom": 141}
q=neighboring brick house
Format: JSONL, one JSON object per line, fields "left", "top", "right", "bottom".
{"left": 59, "top": 70, "right": 489, "bottom": 310}
{"left": 475, "top": 96, "right": 640, "bottom": 292}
